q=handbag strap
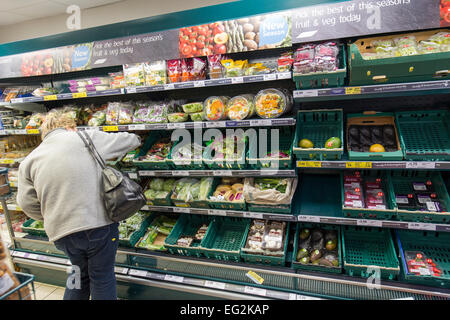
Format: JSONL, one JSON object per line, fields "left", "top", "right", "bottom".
{"left": 77, "top": 131, "right": 106, "bottom": 169}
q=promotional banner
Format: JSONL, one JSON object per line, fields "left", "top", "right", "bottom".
{"left": 178, "top": 12, "right": 292, "bottom": 58}
{"left": 292, "top": 0, "right": 441, "bottom": 43}
{"left": 91, "top": 30, "right": 180, "bottom": 68}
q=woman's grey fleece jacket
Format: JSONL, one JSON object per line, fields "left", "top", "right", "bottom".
{"left": 16, "top": 128, "right": 141, "bottom": 242}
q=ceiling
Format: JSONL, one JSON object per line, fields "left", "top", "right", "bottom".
{"left": 0, "top": 0, "right": 123, "bottom": 26}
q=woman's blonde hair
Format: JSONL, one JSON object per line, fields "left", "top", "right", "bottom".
{"left": 40, "top": 110, "right": 77, "bottom": 139}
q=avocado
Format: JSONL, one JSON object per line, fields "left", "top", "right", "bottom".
{"left": 299, "top": 257, "right": 310, "bottom": 264}
{"left": 299, "top": 139, "right": 314, "bottom": 148}
{"left": 300, "top": 228, "right": 310, "bottom": 240}
{"left": 325, "top": 239, "right": 337, "bottom": 251}
{"left": 296, "top": 248, "right": 309, "bottom": 261}
{"left": 311, "top": 259, "right": 320, "bottom": 265}
{"left": 325, "top": 137, "right": 341, "bottom": 149}
{"left": 310, "top": 249, "right": 322, "bottom": 262}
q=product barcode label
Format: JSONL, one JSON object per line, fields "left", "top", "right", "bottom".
{"left": 164, "top": 275, "right": 184, "bottom": 283}
{"left": 408, "top": 222, "right": 436, "bottom": 231}
{"left": 204, "top": 280, "right": 226, "bottom": 290}
{"left": 426, "top": 202, "right": 438, "bottom": 212}
{"left": 357, "top": 219, "right": 382, "bottom": 227}
{"left": 263, "top": 74, "right": 276, "bottom": 81}
{"left": 231, "top": 77, "right": 243, "bottom": 84}
{"left": 406, "top": 162, "right": 435, "bottom": 169}
{"left": 298, "top": 215, "right": 321, "bottom": 223}
{"left": 194, "top": 80, "right": 205, "bottom": 87}
{"left": 129, "top": 269, "right": 147, "bottom": 277}
{"left": 244, "top": 286, "right": 266, "bottom": 296}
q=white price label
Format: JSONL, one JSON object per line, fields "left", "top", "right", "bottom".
{"left": 193, "top": 122, "right": 203, "bottom": 128}
{"left": 172, "top": 171, "right": 188, "bottom": 176}
{"left": 250, "top": 119, "right": 272, "bottom": 126}
{"left": 263, "top": 74, "right": 276, "bottom": 81}
{"left": 244, "top": 286, "right": 266, "bottom": 297}
{"left": 129, "top": 269, "right": 148, "bottom": 277}
{"left": 406, "top": 162, "right": 435, "bottom": 169}
{"left": 297, "top": 294, "right": 323, "bottom": 300}
{"left": 277, "top": 72, "right": 291, "bottom": 79}
{"left": 392, "top": 297, "right": 414, "bottom": 300}
{"left": 14, "top": 251, "right": 26, "bottom": 258}
{"left": 13, "top": 98, "right": 24, "bottom": 103}
{"left": 244, "top": 212, "right": 264, "bottom": 219}
{"left": 28, "top": 254, "right": 39, "bottom": 260}
{"left": 208, "top": 209, "right": 227, "bottom": 216}
{"left": 408, "top": 222, "right": 436, "bottom": 231}
{"left": 165, "top": 84, "right": 175, "bottom": 90}
{"left": 0, "top": 131, "right": 7, "bottom": 136}
{"left": 298, "top": 215, "right": 321, "bottom": 223}
{"left": 231, "top": 77, "right": 243, "bottom": 84}
{"left": 164, "top": 275, "right": 184, "bottom": 283}
{"left": 129, "top": 124, "right": 146, "bottom": 130}
{"left": 288, "top": 293, "right": 297, "bottom": 300}
{"left": 357, "top": 219, "right": 382, "bottom": 227}
{"left": 128, "top": 173, "right": 138, "bottom": 180}
{"left": 295, "top": 90, "right": 319, "bottom": 98}
{"left": 205, "top": 122, "right": 222, "bottom": 128}
{"left": 139, "top": 171, "right": 155, "bottom": 176}
{"left": 194, "top": 80, "right": 205, "bottom": 87}
{"left": 127, "top": 87, "right": 137, "bottom": 93}
{"left": 173, "top": 207, "right": 190, "bottom": 213}
{"left": 213, "top": 170, "right": 233, "bottom": 176}
{"left": 122, "top": 268, "right": 129, "bottom": 274}
{"left": 204, "top": 280, "right": 226, "bottom": 290}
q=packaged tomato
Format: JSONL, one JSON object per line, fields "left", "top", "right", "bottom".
{"left": 167, "top": 59, "right": 181, "bottom": 83}
{"left": 190, "top": 57, "right": 206, "bottom": 81}
{"left": 181, "top": 58, "right": 192, "bottom": 82}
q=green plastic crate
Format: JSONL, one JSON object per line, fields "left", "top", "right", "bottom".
{"left": 395, "top": 110, "right": 450, "bottom": 161}
{"left": 21, "top": 219, "right": 47, "bottom": 237}
{"left": 246, "top": 178, "right": 297, "bottom": 214}
{"left": 201, "top": 217, "right": 250, "bottom": 262}
{"left": 293, "top": 109, "right": 344, "bottom": 161}
{"left": 164, "top": 214, "right": 213, "bottom": 257}
{"left": 133, "top": 212, "right": 179, "bottom": 251}
{"left": 292, "top": 223, "right": 342, "bottom": 274}
{"left": 169, "top": 177, "right": 215, "bottom": 209}
{"left": 348, "top": 29, "right": 450, "bottom": 86}
{"left": 341, "top": 171, "right": 397, "bottom": 220}
{"left": 246, "top": 127, "right": 294, "bottom": 170}
{"left": 144, "top": 178, "right": 174, "bottom": 207}
{"left": 191, "top": 178, "right": 216, "bottom": 209}
{"left": 203, "top": 133, "right": 247, "bottom": 170}
{"left": 346, "top": 112, "right": 404, "bottom": 161}
{"left": 132, "top": 132, "right": 172, "bottom": 170}
{"left": 207, "top": 178, "right": 246, "bottom": 211}
{"left": 293, "top": 44, "right": 347, "bottom": 89}
{"left": 396, "top": 230, "right": 450, "bottom": 289}
{"left": 390, "top": 171, "right": 450, "bottom": 223}
{"left": 167, "top": 139, "right": 205, "bottom": 170}
{"left": 241, "top": 222, "right": 290, "bottom": 267}
{"left": 341, "top": 226, "right": 400, "bottom": 280}
{"left": 119, "top": 219, "right": 146, "bottom": 248}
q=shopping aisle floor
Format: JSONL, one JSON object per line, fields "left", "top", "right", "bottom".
{"left": 34, "top": 282, "right": 65, "bottom": 300}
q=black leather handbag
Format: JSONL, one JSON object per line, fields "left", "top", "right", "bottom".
{"left": 77, "top": 131, "right": 146, "bottom": 222}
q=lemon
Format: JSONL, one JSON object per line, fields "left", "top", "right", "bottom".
{"left": 299, "top": 139, "right": 314, "bottom": 148}
{"left": 370, "top": 144, "right": 385, "bottom": 152}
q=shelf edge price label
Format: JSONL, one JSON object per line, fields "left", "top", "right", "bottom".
{"left": 139, "top": 171, "right": 155, "bottom": 176}
{"left": 231, "top": 77, "right": 243, "bottom": 84}
{"left": 263, "top": 74, "right": 276, "bottom": 81}
{"left": 357, "top": 219, "right": 382, "bottom": 227}
{"left": 194, "top": 80, "right": 205, "bottom": 87}
{"left": 244, "top": 286, "right": 266, "bottom": 297}
{"left": 298, "top": 161, "right": 321, "bottom": 168}
{"left": 129, "top": 269, "right": 148, "bottom": 277}
{"left": 43, "top": 95, "right": 57, "bottom": 101}
{"left": 173, "top": 207, "right": 190, "bottom": 213}
{"left": 407, "top": 222, "right": 436, "bottom": 231}
{"left": 165, "top": 84, "right": 175, "bottom": 90}
{"left": 164, "top": 274, "right": 184, "bottom": 283}
{"left": 172, "top": 171, "right": 188, "bottom": 176}
{"left": 127, "top": 172, "right": 138, "bottom": 180}
{"left": 204, "top": 280, "right": 226, "bottom": 290}
{"left": 0, "top": 159, "right": 14, "bottom": 164}
{"left": 213, "top": 170, "right": 233, "bottom": 176}
{"left": 346, "top": 161, "right": 372, "bottom": 169}
{"left": 126, "top": 87, "right": 137, "bottom": 94}
{"left": 277, "top": 72, "right": 291, "bottom": 79}
{"left": 246, "top": 271, "right": 264, "bottom": 285}
{"left": 208, "top": 209, "right": 227, "bottom": 216}
{"left": 26, "top": 129, "right": 40, "bottom": 135}
{"left": 345, "top": 87, "right": 362, "bottom": 95}
{"left": 103, "top": 125, "right": 118, "bottom": 132}
{"left": 244, "top": 212, "right": 264, "bottom": 219}
{"left": 72, "top": 92, "right": 87, "bottom": 99}
{"left": 129, "top": 124, "right": 146, "bottom": 130}
{"left": 298, "top": 215, "right": 320, "bottom": 223}
{"left": 405, "top": 162, "right": 435, "bottom": 169}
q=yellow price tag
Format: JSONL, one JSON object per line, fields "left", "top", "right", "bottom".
{"left": 345, "top": 87, "right": 361, "bottom": 95}
{"left": 9, "top": 182, "right": 16, "bottom": 187}
{"left": 72, "top": 92, "right": 87, "bottom": 99}
{"left": 43, "top": 95, "right": 58, "bottom": 101}
{"left": 103, "top": 126, "right": 118, "bottom": 132}
{"left": 0, "top": 159, "right": 14, "bottom": 164}
{"left": 27, "top": 129, "right": 40, "bottom": 135}
{"left": 298, "top": 161, "right": 322, "bottom": 168}
{"left": 15, "top": 206, "right": 22, "bottom": 211}
{"left": 246, "top": 271, "right": 264, "bottom": 284}
{"left": 346, "top": 161, "right": 372, "bottom": 169}
{"left": 146, "top": 201, "right": 153, "bottom": 206}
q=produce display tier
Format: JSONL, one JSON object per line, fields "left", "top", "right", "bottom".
{"left": 293, "top": 80, "right": 450, "bottom": 102}
{"left": 297, "top": 160, "right": 450, "bottom": 170}
{"left": 6, "top": 72, "right": 291, "bottom": 105}
{"left": 140, "top": 204, "right": 450, "bottom": 232}
{"left": 9, "top": 245, "right": 450, "bottom": 300}
{"left": 138, "top": 169, "right": 296, "bottom": 178}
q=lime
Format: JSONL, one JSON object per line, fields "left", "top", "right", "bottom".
{"left": 325, "top": 137, "right": 341, "bottom": 149}
{"left": 299, "top": 139, "right": 314, "bottom": 148}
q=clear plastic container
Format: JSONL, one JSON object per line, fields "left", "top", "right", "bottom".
{"left": 254, "top": 88, "right": 292, "bottom": 119}
{"left": 167, "top": 112, "right": 188, "bottom": 123}
{"left": 204, "top": 96, "right": 229, "bottom": 121}
{"left": 226, "top": 94, "right": 255, "bottom": 121}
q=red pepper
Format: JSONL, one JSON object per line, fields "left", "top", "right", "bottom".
{"left": 181, "top": 44, "right": 193, "bottom": 57}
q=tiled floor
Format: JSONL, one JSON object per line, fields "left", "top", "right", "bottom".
{"left": 33, "top": 282, "right": 66, "bottom": 300}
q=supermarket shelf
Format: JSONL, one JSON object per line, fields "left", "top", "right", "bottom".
{"left": 7, "top": 72, "right": 291, "bottom": 105}
{"left": 0, "top": 158, "right": 23, "bottom": 165}
{"left": 0, "top": 101, "right": 47, "bottom": 113}
{"left": 10, "top": 246, "right": 450, "bottom": 300}
{"left": 138, "top": 169, "right": 297, "bottom": 178}
{"left": 0, "top": 204, "right": 22, "bottom": 212}
{"left": 293, "top": 79, "right": 450, "bottom": 102}
{"left": 141, "top": 205, "right": 296, "bottom": 222}
{"left": 297, "top": 160, "right": 450, "bottom": 170}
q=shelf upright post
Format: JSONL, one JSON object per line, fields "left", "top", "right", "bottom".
{"left": 1, "top": 197, "right": 17, "bottom": 249}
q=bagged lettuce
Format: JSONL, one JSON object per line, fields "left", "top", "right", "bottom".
{"left": 163, "top": 178, "right": 176, "bottom": 192}
{"left": 149, "top": 178, "right": 164, "bottom": 191}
